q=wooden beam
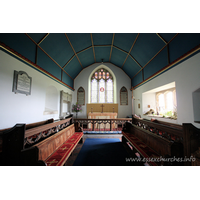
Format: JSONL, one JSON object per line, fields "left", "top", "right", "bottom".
{"left": 90, "top": 33, "right": 96, "bottom": 62}
{"left": 38, "top": 33, "right": 49, "bottom": 45}
{"left": 109, "top": 33, "right": 115, "bottom": 62}
{"left": 142, "top": 34, "right": 179, "bottom": 69}
{"left": 25, "top": 33, "right": 73, "bottom": 80}
{"left": 65, "top": 33, "right": 83, "bottom": 69}
{"left": 156, "top": 33, "right": 167, "bottom": 44}
{"left": 0, "top": 42, "right": 75, "bottom": 91}
{"left": 122, "top": 33, "right": 140, "bottom": 68}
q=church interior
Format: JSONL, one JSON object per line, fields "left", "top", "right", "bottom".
{"left": 1, "top": 1, "right": 200, "bottom": 198}
{"left": 1, "top": 32, "right": 200, "bottom": 167}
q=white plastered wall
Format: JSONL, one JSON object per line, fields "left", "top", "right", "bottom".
{"left": 0, "top": 50, "right": 73, "bottom": 129}
{"left": 73, "top": 63, "right": 132, "bottom": 118}
{"left": 133, "top": 52, "right": 200, "bottom": 128}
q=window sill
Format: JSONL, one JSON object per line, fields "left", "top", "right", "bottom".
{"left": 43, "top": 110, "right": 58, "bottom": 115}
{"left": 144, "top": 114, "right": 177, "bottom": 120}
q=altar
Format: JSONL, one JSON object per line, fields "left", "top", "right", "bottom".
{"left": 88, "top": 112, "right": 118, "bottom": 130}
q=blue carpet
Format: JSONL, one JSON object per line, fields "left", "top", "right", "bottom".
{"left": 73, "top": 138, "right": 136, "bottom": 166}
{"left": 83, "top": 131, "right": 121, "bottom": 134}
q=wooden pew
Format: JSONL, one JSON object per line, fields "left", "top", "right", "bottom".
{"left": 21, "top": 123, "right": 83, "bottom": 166}
{"left": 0, "top": 117, "right": 75, "bottom": 165}
{"left": 0, "top": 124, "right": 26, "bottom": 165}
{"left": 0, "top": 118, "right": 54, "bottom": 134}
{"left": 122, "top": 122, "right": 184, "bottom": 166}
{"left": 123, "top": 117, "right": 200, "bottom": 165}
{"left": 24, "top": 118, "right": 72, "bottom": 146}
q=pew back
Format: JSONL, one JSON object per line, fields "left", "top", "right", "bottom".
{"left": 131, "top": 117, "right": 200, "bottom": 165}
{"left": 33, "top": 123, "right": 75, "bottom": 161}
{"left": 0, "top": 124, "right": 25, "bottom": 165}
{"left": 123, "top": 122, "right": 183, "bottom": 158}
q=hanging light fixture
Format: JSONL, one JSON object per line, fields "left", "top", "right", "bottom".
{"left": 101, "top": 59, "right": 104, "bottom": 63}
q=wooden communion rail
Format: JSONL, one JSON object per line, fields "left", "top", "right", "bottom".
{"left": 73, "top": 118, "right": 132, "bottom": 131}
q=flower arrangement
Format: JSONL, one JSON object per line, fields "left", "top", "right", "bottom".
{"left": 72, "top": 102, "right": 82, "bottom": 113}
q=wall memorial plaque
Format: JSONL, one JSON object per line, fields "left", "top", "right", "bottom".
{"left": 13, "top": 70, "right": 32, "bottom": 95}
{"left": 120, "top": 86, "right": 128, "bottom": 105}
{"left": 77, "top": 87, "right": 85, "bottom": 105}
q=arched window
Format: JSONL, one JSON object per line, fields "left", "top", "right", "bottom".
{"left": 91, "top": 68, "right": 113, "bottom": 103}
{"left": 156, "top": 88, "right": 177, "bottom": 117}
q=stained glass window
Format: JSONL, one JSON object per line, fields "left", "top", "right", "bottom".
{"left": 107, "top": 79, "right": 113, "bottom": 103}
{"left": 91, "top": 79, "right": 98, "bottom": 103}
{"left": 99, "top": 79, "right": 105, "bottom": 103}
{"left": 91, "top": 68, "right": 113, "bottom": 103}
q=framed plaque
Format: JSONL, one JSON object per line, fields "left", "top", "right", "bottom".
{"left": 120, "top": 86, "right": 128, "bottom": 105}
{"left": 77, "top": 87, "right": 85, "bottom": 105}
{"left": 13, "top": 70, "right": 32, "bottom": 95}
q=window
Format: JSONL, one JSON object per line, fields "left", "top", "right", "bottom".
{"left": 156, "top": 88, "right": 177, "bottom": 118}
{"left": 142, "top": 82, "right": 177, "bottom": 120}
{"left": 91, "top": 68, "right": 113, "bottom": 103}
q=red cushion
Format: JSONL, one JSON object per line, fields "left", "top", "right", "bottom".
{"left": 65, "top": 132, "right": 83, "bottom": 144}
{"left": 45, "top": 143, "right": 74, "bottom": 166}
{"left": 122, "top": 132, "right": 161, "bottom": 166}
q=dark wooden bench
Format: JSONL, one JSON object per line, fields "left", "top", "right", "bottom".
{"left": 21, "top": 123, "right": 83, "bottom": 166}
{"left": 122, "top": 118, "right": 200, "bottom": 166}
{"left": 122, "top": 122, "right": 183, "bottom": 166}
{"left": 0, "top": 118, "right": 54, "bottom": 133}
{"left": 0, "top": 124, "right": 26, "bottom": 165}
{"left": 0, "top": 117, "right": 80, "bottom": 165}
{"left": 24, "top": 118, "right": 73, "bottom": 146}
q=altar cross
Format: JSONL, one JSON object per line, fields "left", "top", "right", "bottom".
{"left": 100, "top": 104, "right": 104, "bottom": 113}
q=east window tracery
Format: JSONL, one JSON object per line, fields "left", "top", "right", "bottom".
{"left": 91, "top": 68, "right": 113, "bottom": 103}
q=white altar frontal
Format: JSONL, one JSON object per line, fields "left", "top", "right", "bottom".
{"left": 88, "top": 112, "right": 117, "bottom": 129}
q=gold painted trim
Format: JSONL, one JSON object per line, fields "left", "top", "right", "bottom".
{"left": 129, "top": 54, "right": 143, "bottom": 69}
{"left": 62, "top": 54, "right": 75, "bottom": 69}
{"left": 0, "top": 44, "right": 75, "bottom": 91}
{"left": 131, "top": 34, "right": 179, "bottom": 80}
{"left": 156, "top": 33, "right": 167, "bottom": 44}
{"left": 90, "top": 33, "right": 96, "bottom": 62}
{"left": 142, "top": 34, "right": 179, "bottom": 69}
{"left": 132, "top": 46, "right": 200, "bottom": 89}
{"left": 25, "top": 34, "right": 73, "bottom": 80}
{"left": 94, "top": 44, "right": 111, "bottom": 47}
{"left": 122, "top": 33, "right": 140, "bottom": 68}
{"left": 113, "top": 45, "right": 129, "bottom": 54}
{"left": 38, "top": 33, "right": 49, "bottom": 45}
{"left": 109, "top": 33, "right": 115, "bottom": 62}
{"left": 77, "top": 46, "right": 92, "bottom": 54}
{"left": 143, "top": 45, "right": 168, "bottom": 69}
{"left": 65, "top": 33, "right": 83, "bottom": 69}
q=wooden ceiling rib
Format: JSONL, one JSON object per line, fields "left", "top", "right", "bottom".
{"left": 90, "top": 33, "right": 96, "bottom": 62}
{"left": 1, "top": 33, "right": 199, "bottom": 91}
{"left": 109, "top": 33, "right": 115, "bottom": 61}
{"left": 156, "top": 33, "right": 167, "bottom": 44}
{"left": 38, "top": 33, "right": 49, "bottom": 45}
{"left": 62, "top": 54, "right": 75, "bottom": 69}
{"left": 142, "top": 33, "right": 179, "bottom": 69}
{"left": 121, "top": 33, "right": 140, "bottom": 69}
{"left": 131, "top": 34, "right": 179, "bottom": 79}
{"left": 25, "top": 33, "right": 73, "bottom": 80}
{"left": 65, "top": 33, "right": 83, "bottom": 69}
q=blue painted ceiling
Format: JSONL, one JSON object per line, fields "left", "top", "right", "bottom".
{"left": 0, "top": 33, "right": 200, "bottom": 90}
